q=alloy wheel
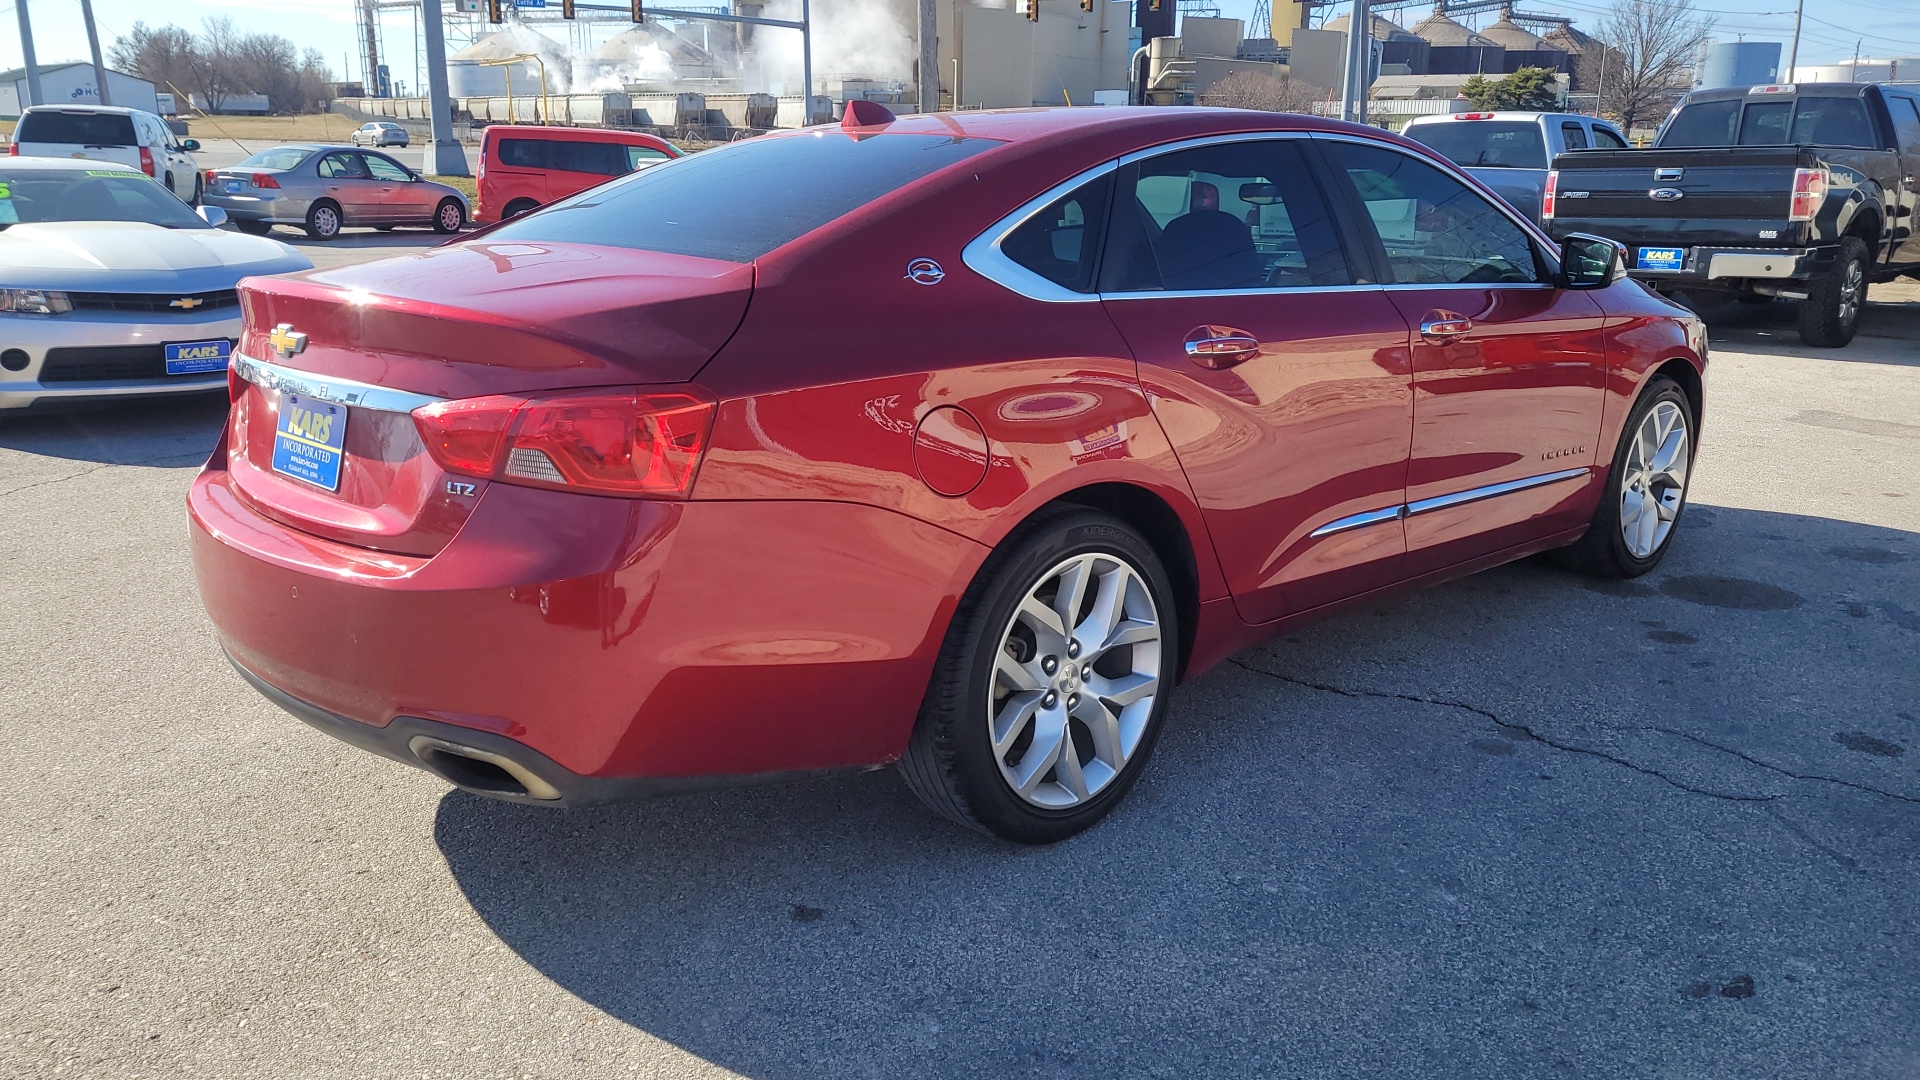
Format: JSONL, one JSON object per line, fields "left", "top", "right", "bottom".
{"left": 438, "top": 203, "right": 462, "bottom": 231}
{"left": 987, "top": 552, "right": 1162, "bottom": 809}
{"left": 1619, "top": 399, "right": 1690, "bottom": 560}
{"left": 1838, "top": 258, "right": 1864, "bottom": 329}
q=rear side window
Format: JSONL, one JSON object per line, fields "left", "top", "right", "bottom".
{"left": 1561, "top": 122, "right": 1589, "bottom": 150}
{"left": 1001, "top": 174, "right": 1113, "bottom": 293}
{"left": 17, "top": 110, "right": 137, "bottom": 145}
{"left": 496, "top": 138, "right": 545, "bottom": 168}
{"left": 1404, "top": 122, "right": 1548, "bottom": 169}
{"left": 485, "top": 132, "right": 994, "bottom": 263}
{"left": 1661, "top": 99, "right": 1741, "bottom": 146}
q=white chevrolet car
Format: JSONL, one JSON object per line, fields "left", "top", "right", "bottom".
{"left": 0, "top": 158, "right": 311, "bottom": 412}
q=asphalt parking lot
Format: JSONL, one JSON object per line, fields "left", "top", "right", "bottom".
{"left": 2, "top": 254, "right": 1916, "bottom": 1077}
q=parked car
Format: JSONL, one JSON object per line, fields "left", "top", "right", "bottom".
{"left": 349, "top": 122, "right": 410, "bottom": 148}
{"left": 474, "top": 124, "right": 679, "bottom": 224}
{"left": 8, "top": 105, "right": 203, "bottom": 204}
{"left": 0, "top": 157, "right": 310, "bottom": 412}
{"left": 192, "top": 106, "right": 1704, "bottom": 843}
{"left": 202, "top": 144, "right": 468, "bottom": 239}
{"left": 1544, "top": 81, "right": 1920, "bottom": 347}
{"left": 1402, "top": 110, "right": 1630, "bottom": 226}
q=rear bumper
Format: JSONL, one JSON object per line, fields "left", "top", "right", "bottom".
{"left": 189, "top": 459, "right": 988, "bottom": 800}
{"left": 203, "top": 191, "right": 312, "bottom": 225}
{"left": 0, "top": 311, "right": 237, "bottom": 410}
{"left": 1626, "top": 245, "right": 1831, "bottom": 286}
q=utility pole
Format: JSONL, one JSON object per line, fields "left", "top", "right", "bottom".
{"left": 80, "top": 0, "right": 113, "bottom": 106}
{"left": 420, "top": 0, "right": 471, "bottom": 176}
{"left": 13, "top": 0, "right": 44, "bottom": 108}
{"left": 1786, "top": 0, "right": 1804, "bottom": 76}
{"left": 919, "top": 0, "right": 937, "bottom": 114}
{"left": 802, "top": 0, "right": 816, "bottom": 122}
{"left": 1340, "top": 0, "right": 1370, "bottom": 122}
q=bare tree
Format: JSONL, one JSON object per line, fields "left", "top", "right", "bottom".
{"left": 108, "top": 22, "right": 199, "bottom": 103}
{"left": 111, "top": 17, "right": 332, "bottom": 114}
{"left": 1593, "top": 0, "right": 1713, "bottom": 131}
{"left": 1199, "top": 71, "right": 1329, "bottom": 115}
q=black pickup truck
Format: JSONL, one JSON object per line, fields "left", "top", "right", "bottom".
{"left": 1543, "top": 82, "right": 1920, "bottom": 346}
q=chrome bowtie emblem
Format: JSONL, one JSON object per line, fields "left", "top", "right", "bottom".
{"left": 1649, "top": 188, "right": 1686, "bottom": 202}
{"left": 904, "top": 258, "right": 945, "bottom": 286}
{"left": 268, "top": 323, "right": 308, "bottom": 358}
{"left": 170, "top": 296, "right": 204, "bottom": 310}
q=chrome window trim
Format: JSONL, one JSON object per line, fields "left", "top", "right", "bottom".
{"left": 961, "top": 160, "right": 1118, "bottom": 305}
{"left": 1305, "top": 467, "right": 1591, "bottom": 540}
{"left": 1308, "top": 130, "right": 1562, "bottom": 277}
{"left": 1404, "top": 467, "right": 1590, "bottom": 517}
{"left": 1101, "top": 283, "right": 1384, "bottom": 302}
{"left": 232, "top": 352, "right": 445, "bottom": 414}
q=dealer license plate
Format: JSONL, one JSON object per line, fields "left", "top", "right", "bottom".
{"left": 164, "top": 339, "right": 230, "bottom": 376}
{"left": 1636, "top": 247, "right": 1686, "bottom": 271}
{"left": 271, "top": 393, "right": 347, "bottom": 492}
{"left": 225, "top": 179, "right": 243, "bottom": 193}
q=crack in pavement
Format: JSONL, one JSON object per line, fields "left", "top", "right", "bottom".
{"left": 1226, "top": 657, "right": 1917, "bottom": 807}
{"left": 0, "top": 453, "right": 209, "bottom": 501}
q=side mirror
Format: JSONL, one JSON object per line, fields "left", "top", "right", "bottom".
{"left": 1559, "top": 233, "right": 1625, "bottom": 289}
{"left": 180, "top": 139, "right": 201, "bottom": 152}
{"left": 198, "top": 205, "right": 229, "bottom": 228}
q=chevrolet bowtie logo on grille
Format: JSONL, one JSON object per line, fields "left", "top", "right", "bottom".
{"left": 268, "top": 323, "right": 308, "bottom": 359}
{"left": 169, "top": 297, "right": 203, "bottom": 310}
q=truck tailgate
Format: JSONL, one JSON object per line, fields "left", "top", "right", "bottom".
{"left": 1548, "top": 148, "right": 1803, "bottom": 248}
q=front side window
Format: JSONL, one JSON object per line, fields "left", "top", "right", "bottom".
{"left": 1099, "top": 139, "right": 1350, "bottom": 292}
{"left": 1001, "top": 174, "right": 1113, "bottom": 293}
{"left": 551, "top": 140, "right": 629, "bottom": 177}
{"left": 364, "top": 155, "right": 412, "bottom": 182}
{"left": 485, "top": 131, "right": 993, "bottom": 263}
{"left": 1593, "top": 126, "right": 1628, "bottom": 150}
{"left": 627, "top": 146, "right": 675, "bottom": 170}
{"left": 1326, "top": 141, "right": 1543, "bottom": 286}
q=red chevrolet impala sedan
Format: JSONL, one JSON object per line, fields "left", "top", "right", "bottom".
{"left": 190, "top": 107, "right": 1705, "bottom": 843}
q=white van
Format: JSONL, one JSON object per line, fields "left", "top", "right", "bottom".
{"left": 9, "top": 105, "right": 203, "bottom": 204}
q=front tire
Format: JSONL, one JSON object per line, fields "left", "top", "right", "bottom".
{"left": 304, "top": 200, "right": 342, "bottom": 240}
{"left": 1799, "top": 236, "right": 1868, "bottom": 348}
{"left": 899, "top": 508, "right": 1178, "bottom": 844}
{"left": 1553, "top": 376, "right": 1694, "bottom": 579}
{"left": 190, "top": 174, "right": 203, "bottom": 207}
{"left": 235, "top": 220, "right": 272, "bottom": 236}
{"left": 433, "top": 198, "right": 465, "bottom": 234}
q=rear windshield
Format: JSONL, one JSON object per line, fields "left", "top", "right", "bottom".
{"left": 237, "top": 148, "right": 313, "bottom": 171}
{"left": 1405, "top": 121, "right": 1548, "bottom": 169}
{"left": 0, "top": 167, "right": 205, "bottom": 229}
{"left": 1662, "top": 95, "right": 1881, "bottom": 149}
{"left": 17, "top": 110, "right": 137, "bottom": 146}
{"left": 483, "top": 131, "right": 996, "bottom": 262}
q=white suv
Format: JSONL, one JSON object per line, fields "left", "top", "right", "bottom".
{"left": 9, "top": 105, "right": 203, "bottom": 204}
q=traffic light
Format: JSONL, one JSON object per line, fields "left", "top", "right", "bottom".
{"left": 1026, "top": 0, "right": 1038, "bottom": 19}
{"left": 1081, "top": 0, "right": 1092, "bottom": 10}
{"left": 632, "top": 0, "right": 645, "bottom": 20}
{"left": 562, "top": 0, "right": 575, "bottom": 16}
{"left": 487, "top": 0, "right": 502, "bottom": 22}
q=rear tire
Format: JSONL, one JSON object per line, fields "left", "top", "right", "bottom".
{"left": 899, "top": 507, "right": 1178, "bottom": 844}
{"left": 1552, "top": 376, "right": 1694, "bottom": 579}
{"left": 1798, "top": 236, "right": 1868, "bottom": 348}
{"left": 503, "top": 198, "right": 539, "bottom": 220}
{"left": 304, "top": 200, "right": 342, "bottom": 240}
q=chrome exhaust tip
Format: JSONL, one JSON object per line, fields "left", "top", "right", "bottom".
{"left": 407, "top": 736, "right": 563, "bottom": 802}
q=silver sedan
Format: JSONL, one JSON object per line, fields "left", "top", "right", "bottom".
{"left": 202, "top": 144, "right": 468, "bottom": 240}
{"left": 349, "top": 122, "right": 410, "bottom": 148}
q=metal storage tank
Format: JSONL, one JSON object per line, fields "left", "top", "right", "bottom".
{"left": 1695, "top": 41, "right": 1781, "bottom": 89}
{"left": 448, "top": 30, "right": 565, "bottom": 98}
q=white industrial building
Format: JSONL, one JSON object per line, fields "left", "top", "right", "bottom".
{"left": 0, "top": 63, "right": 161, "bottom": 121}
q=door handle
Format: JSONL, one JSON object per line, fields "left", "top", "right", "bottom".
{"left": 1183, "top": 325, "right": 1261, "bottom": 369}
{"left": 1420, "top": 310, "right": 1474, "bottom": 343}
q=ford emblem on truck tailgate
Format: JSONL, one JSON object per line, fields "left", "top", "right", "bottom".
{"left": 1649, "top": 188, "right": 1686, "bottom": 201}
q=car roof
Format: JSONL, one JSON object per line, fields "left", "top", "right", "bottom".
{"left": 0, "top": 155, "right": 144, "bottom": 172}
{"left": 20, "top": 104, "right": 145, "bottom": 116}
{"left": 1406, "top": 111, "right": 1605, "bottom": 124}
{"left": 482, "top": 124, "right": 669, "bottom": 144}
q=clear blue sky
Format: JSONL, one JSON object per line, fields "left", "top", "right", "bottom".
{"left": 2, "top": 0, "right": 1913, "bottom": 85}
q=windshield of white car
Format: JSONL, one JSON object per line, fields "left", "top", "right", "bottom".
{"left": 1405, "top": 122, "right": 1549, "bottom": 170}
{"left": 237, "top": 148, "right": 314, "bottom": 171}
{"left": 0, "top": 168, "right": 208, "bottom": 230}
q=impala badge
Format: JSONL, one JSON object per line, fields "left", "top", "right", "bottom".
{"left": 268, "top": 323, "right": 308, "bottom": 359}
{"left": 904, "top": 258, "right": 945, "bottom": 286}
{"left": 1649, "top": 188, "right": 1686, "bottom": 202}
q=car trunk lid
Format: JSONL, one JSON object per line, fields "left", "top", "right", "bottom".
{"left": 226, "top": 242, "right": 750, "bottom": 555}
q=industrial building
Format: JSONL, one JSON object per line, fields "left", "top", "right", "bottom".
{"left": 0, "top": 64, "right": 159, "bottom": 121}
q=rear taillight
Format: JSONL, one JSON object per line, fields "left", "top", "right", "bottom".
{"left": 251, "top": 173, "right": 280, "bottom": 189}
{"left": 139, "top": 146, "right": 155, "bottom": 176}
{"left": 1542, "top": 169, "right": 1558, "bottom": 221}
{"left": 412, "top": 388, "right": 716, "bottom": 498}
{"left": 205, "top": 169, "right": 218, "bottom": 186}
{"left": 1790, "top": 167, "right": 1828, "bottom": 222}
{"left": 6, "top": 143, "right": 17, "bottom": 157}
